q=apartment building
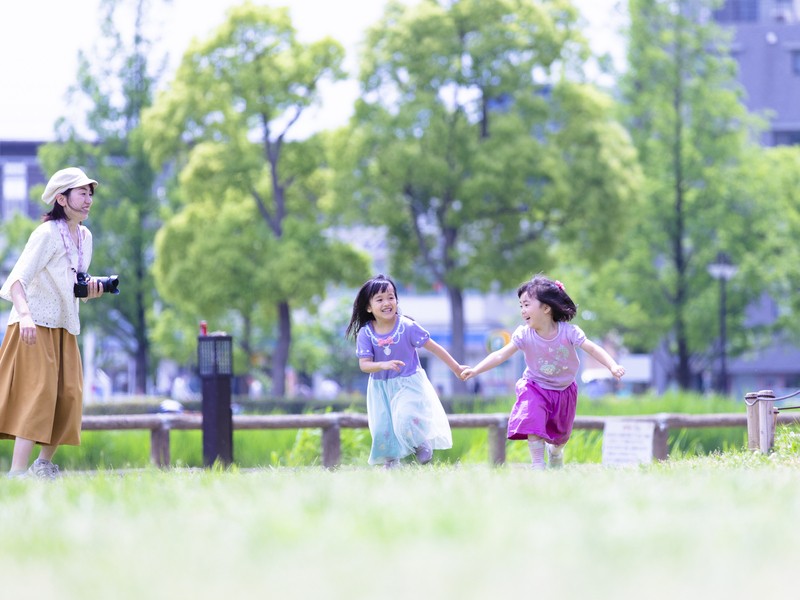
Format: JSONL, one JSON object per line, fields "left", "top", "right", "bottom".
{"left": 714, "top": 0, "right": 800, "bottom": 145}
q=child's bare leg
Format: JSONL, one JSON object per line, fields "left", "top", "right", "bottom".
{"left": 547, "top": 443, "right": 565, "bottom": 468}
{"left": 527, "top": 435, "right": 545, "bottom": 471}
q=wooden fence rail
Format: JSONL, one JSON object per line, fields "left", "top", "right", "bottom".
{"left": 81, "top": 410, "right": 800, "bottom": 469}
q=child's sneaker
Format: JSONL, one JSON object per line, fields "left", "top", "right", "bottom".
{"left": 415, "top": 442, "right": 433, "bottom": 464}
{"left": 28, "top": 459, "right": 60, "bottom": 480}
{"left": 383, "top": 459, "right": 402, "bottom": 470}
{"left": 547, "top": 444, "right": 564, "bottom": 469}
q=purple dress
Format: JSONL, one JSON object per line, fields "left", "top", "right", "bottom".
{"left": 506, "top": 322, "right": 586, "bottom": 445}
{"left": 356, "top": 316, "right": 452, "bottom": 464}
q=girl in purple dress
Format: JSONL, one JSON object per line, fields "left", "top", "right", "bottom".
{"left": 346, "top": 274, "right": 463, "bottom": 468}
{"left": 461, "top": 275, "right": 625, "bottom": 470}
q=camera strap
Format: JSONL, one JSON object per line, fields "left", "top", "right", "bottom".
{"left": 56, "top": 219, "right": 84, "bottom": 274}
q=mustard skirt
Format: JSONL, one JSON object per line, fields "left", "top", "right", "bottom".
{"left": 0, "top": 323, "right": 83, "bottom": 446}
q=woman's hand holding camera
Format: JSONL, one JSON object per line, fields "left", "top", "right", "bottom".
{"left": 85, "top": 276, "right": 104, "bottom": 300}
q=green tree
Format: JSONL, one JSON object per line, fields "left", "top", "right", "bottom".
{"left": 142, "top": 4, "right": 369, "bottom": 396}
{"left": 338, "top": 0, "right": 641, "bottom": 383}
{"left": 738, "top": 146, "right": 800, "bottom": 343}
{"left": 613, "top": 0, "right": 766, "bottom": 390}
{"left": 37, "top": 0, "right": 164, "bottom": 393}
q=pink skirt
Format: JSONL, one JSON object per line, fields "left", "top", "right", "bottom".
{"left": 507, "top": 378, "right": 577, "bottom": 445}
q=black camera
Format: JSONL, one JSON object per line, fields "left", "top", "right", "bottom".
{"left": 74, "top": 272, "right": 120, "bottom": 297}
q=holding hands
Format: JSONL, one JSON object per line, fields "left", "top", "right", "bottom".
{"left": 460, "top": 366, "right": 477, "bottom": 381}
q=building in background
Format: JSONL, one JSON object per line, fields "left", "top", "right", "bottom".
{"left": 714, "top": 0, "right": 800, "bottom": 145}
{"left": 0, "top": 141, "right": 46, "bottom": 221}
{"left": 709, "top": 1, "right": 800, "bottom": 398}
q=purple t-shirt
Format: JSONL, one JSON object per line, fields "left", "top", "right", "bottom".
{"left": 356, "top": 315, "right": 431, "bottom": 381}
{"left": 512, "top": 322, "right": 587, "bottom": 390}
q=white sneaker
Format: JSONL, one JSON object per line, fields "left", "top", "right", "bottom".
{"left": 415, "top": 442, "right": 433, "bottom": 464}
{"left": 547, "top": 444, "right": 564, "bottom": 469}
{"left": 28, "top": 459, "right": 60, "bottom": 480}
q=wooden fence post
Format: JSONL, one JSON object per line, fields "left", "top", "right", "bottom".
{"left": 321, "top": 417, "right": 341, "bottom": 469}
{"left": 151, "top": 418, "right": 171, "bottom": 468}
{"left": 757, "top": 389, "right": 776, "bottom": 454}
{"left": 745, "top": 392, "right": 759, "bottom": 451}
{"left": 652, "top": 420, "right": 669, "bottom": 461}
{"left": 488, "top": 417, "right": 508, "bottom": 466}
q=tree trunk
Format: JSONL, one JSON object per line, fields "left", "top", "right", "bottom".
{"left": 672, "top": 10, "right": 692, "bottom": 390}
{"left": 272, "top": 300, "right": 291, "bottom": 397}
{"left": 447, "top": 285, "right": 467, "bottom": 394}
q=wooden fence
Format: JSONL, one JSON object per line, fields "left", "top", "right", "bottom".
{"left": 743, "top": 389, "right": 800, "bottom": 454}
{"left": 81, "top": 410, "right": 800, "bottom": 469}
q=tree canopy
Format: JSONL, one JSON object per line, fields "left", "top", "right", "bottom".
{"left": 603, "top": 0, "right": 769, "bottom": 390}
{"left": 336, "top": 0, "right": 641, "bottom": 376}
{"left": 141, "top": 3, "right": 370, "bottom": 395}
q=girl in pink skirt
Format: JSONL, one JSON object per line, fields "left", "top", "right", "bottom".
{"left": 461, "top": 275, "right": 625, "bottom": 470}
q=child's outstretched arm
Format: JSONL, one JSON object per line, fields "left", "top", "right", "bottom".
{"left": 461, "top": 342, "right": 518, "bottom": 381}
{"left": 580, "top": 339, "right": 625, "bottom": 379}
{"left": 359, "top": 357, "right": 405, "bottom": 374}
{"left": 423, "top": 339, "right": 468, "bottom": 377}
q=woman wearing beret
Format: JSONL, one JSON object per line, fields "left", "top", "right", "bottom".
{"left": 0, "top": 167, "right": 105, "bottom": 479}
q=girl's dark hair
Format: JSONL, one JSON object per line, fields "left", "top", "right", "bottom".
{"left": 517, "top": 274, "right": 577, "bottom": 322}
{"left": 346, "top": 274, "right": 398, "bottom": 339}
{"left": 42, "top": 189, "right": 72, "bottom": 222}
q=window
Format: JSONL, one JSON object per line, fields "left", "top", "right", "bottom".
{"left": 1, "top": 162, "right": 28, "bottom": 217}
{"left": 773, "top": 131, "right": 800, "bottom": 146}
{"left": 713, "top": 0, "right": 760, "bottom": 22}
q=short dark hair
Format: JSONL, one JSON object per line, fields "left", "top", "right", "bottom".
{"left": 42, "top": 189, "right": 72, "bottom": 222}
{"left": 517, "top": 275, "right": 577, "bottom": 322}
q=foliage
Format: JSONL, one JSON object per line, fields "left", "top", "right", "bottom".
{"left": 737, "top": 146, "right": 800, "bottom": 342}
{"left": 337, "top": 0, "right": 642, "bottom": 376}
{"left": 607, "top": 0, "right": 768, "bottom": 387}
{"left": 35, "top": 0, "right": 166, "bottom": 393}
{"left": 0, "top": 214, "right": 38, "bottom": 270}
{"left": 141, "top": 3, "right": 370, "bottom": 394}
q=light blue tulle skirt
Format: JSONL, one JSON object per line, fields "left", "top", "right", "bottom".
{"left": 366, "top": 369, "right": 452, "bottom": 465}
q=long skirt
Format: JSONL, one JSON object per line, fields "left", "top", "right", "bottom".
{"left": 0, "top": 323, "right": 83, "bottom": 446}
{"left": 507, "top": 378, "right": 578, "bottom": 446}
{"left": 366, "top": 369, "right": 452, "bottom": 465}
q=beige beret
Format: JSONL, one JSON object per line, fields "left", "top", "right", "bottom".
{"left": 41, "top": 167, "right": 98, "bottom": 205}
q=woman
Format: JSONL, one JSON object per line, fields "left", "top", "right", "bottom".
{"left": 0, "top": 167, "right": 105, "bottom": 479}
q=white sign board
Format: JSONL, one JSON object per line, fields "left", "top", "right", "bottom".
{"left": 601, "top": 420, "right": 655, "bottom": 466}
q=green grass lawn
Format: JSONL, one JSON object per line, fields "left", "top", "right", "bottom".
{"left": 3, "top": 437, "right": 800, "bottom": 600}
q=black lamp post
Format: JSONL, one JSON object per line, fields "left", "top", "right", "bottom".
{"left": 707, "top": 252, "right": 738, "bottom": 394}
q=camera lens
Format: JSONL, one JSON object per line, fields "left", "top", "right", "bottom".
{"left": 100, "top": 276, "right": 120, "bottom": 295}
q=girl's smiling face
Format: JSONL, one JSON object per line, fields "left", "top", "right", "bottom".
{"left": 367, "top": 284, "right": 398, "bottom": 326}
{"left": 519, "top": 290, "right": 552, "bottom": 330}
